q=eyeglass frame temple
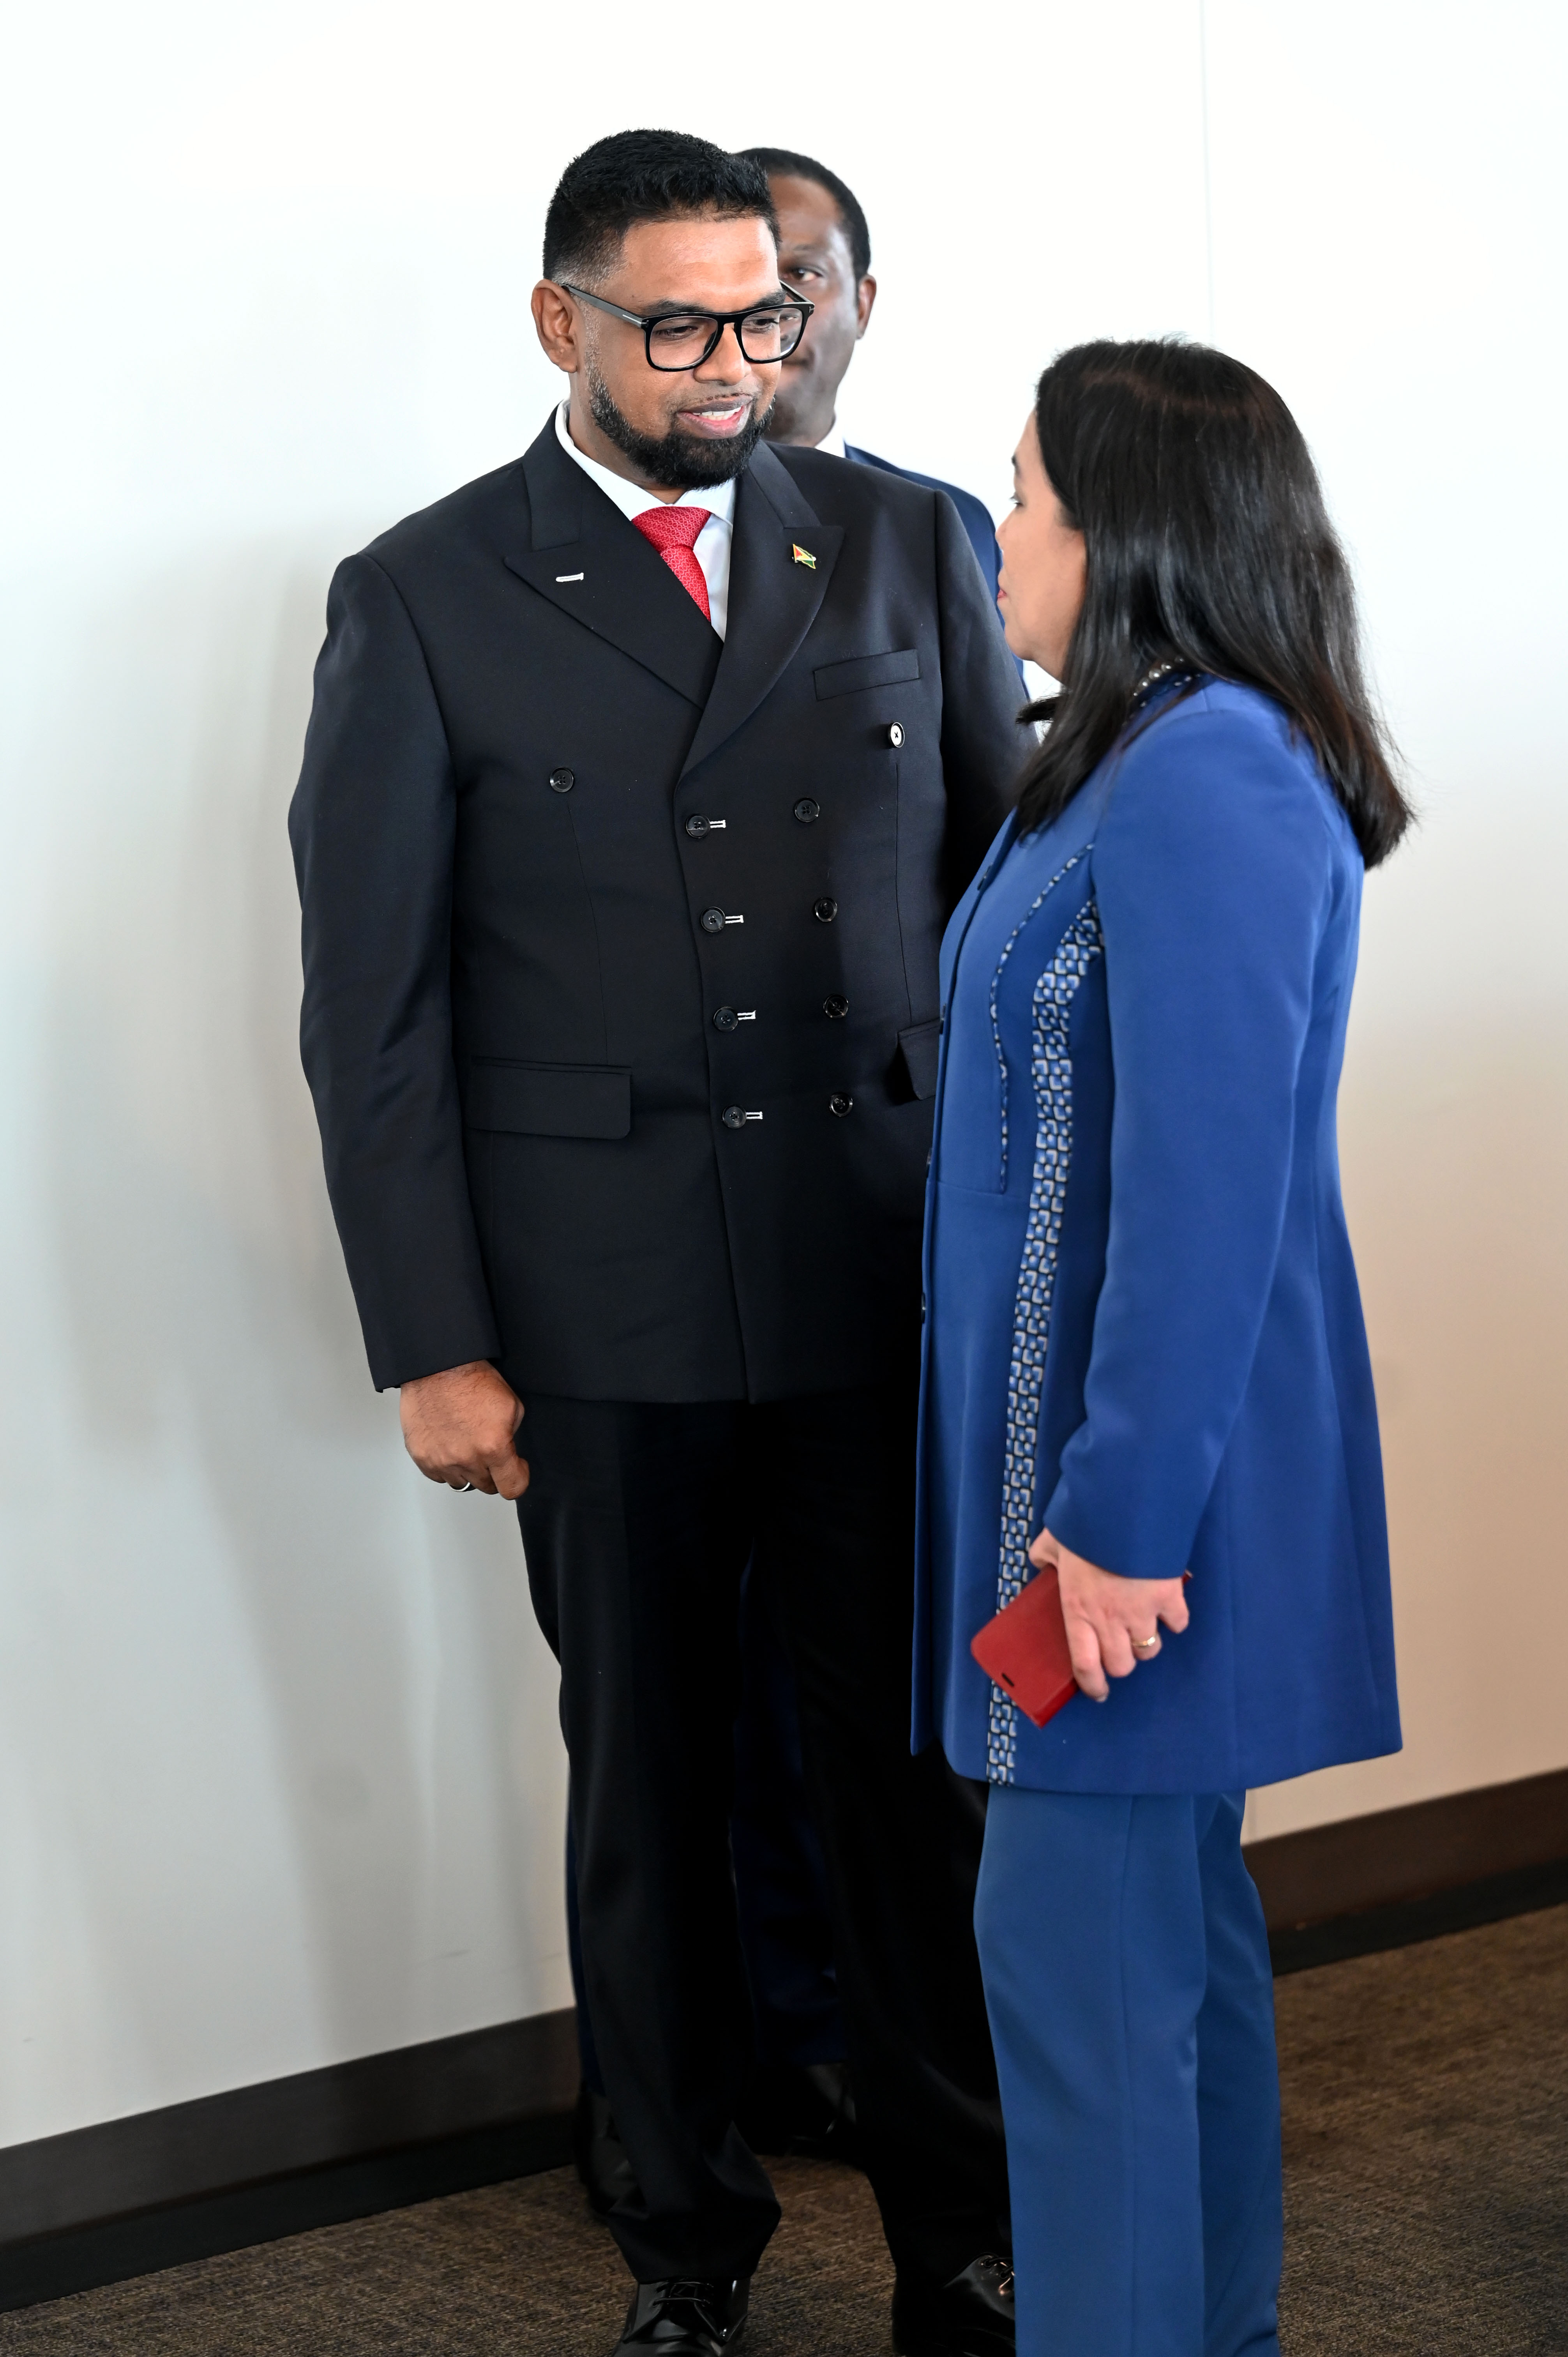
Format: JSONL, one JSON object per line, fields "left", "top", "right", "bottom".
{"left": 558, "top": 282, "right": 814, "bottom": 369}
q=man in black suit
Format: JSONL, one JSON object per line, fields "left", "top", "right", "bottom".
{"left": 290, "top": 131, "right": 1019, "bottom": 2357}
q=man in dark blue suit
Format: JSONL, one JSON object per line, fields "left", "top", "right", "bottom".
{"left": 714, "top": 143, "right": 1018, "bottom": 2160}
{"left": 744, "top": 147, "right": 1007, "bottom": 604}
{"left": 738, "top": 138, "right": 1017, "bottom": 2135}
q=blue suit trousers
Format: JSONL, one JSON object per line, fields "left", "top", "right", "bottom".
{"left": 975, "top": 1789, "right": 1282, "bottom": 2357}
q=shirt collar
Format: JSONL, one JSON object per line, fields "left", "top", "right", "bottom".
{"left": 554, "top": 402, "right": 736, "bottom": 530}
{"left": 814, "top": 421, "right": 848, "bottom": 460}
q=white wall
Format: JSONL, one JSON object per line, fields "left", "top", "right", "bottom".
{"left": 1, "top": 0, "right": 1563, "bottom": 2144}
{"left": 1204, "top": 1, "right": 1568, "bottom": 1838}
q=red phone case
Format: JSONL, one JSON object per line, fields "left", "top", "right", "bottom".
{"left": 970, "top": 1565, "right": 1079, "bottom": 1729}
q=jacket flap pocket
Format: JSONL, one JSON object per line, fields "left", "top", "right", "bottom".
{"left": 897, "top": 1018, "right": 941, "bottom": 1101}
{"left": 813, "top": 647, "right": 921, "bottom": 700}
{"left": 466, "top": 1062, "right": 631, "bottom": 1140}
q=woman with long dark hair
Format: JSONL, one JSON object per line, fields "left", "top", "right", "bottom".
{"left": 913, "top": 341, "right": 1410, "bottom": 2355}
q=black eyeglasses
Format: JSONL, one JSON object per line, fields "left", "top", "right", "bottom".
{"left": 561, "top": 283, "right": 814, "bottom": 371}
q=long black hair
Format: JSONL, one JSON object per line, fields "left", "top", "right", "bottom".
{"left": 1014, "top": 339, "right": 1411, "bottom": 867}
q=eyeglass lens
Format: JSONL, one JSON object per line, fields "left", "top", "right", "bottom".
{"left": 646, "top": 305, "right": 808, "bottom": 370}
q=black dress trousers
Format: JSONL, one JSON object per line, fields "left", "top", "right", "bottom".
{"left": 517, "top": 1376, "right": 1008, "bottom": 2285}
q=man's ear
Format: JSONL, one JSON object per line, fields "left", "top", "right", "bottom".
{"left": 855, "top": 273, "right": 878, "bottom": 339}
{"left": 533, "top": 280, "right": 581, "bottom": 373}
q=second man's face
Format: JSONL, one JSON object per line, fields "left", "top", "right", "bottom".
{"left": 766, "top": 175, "right": 876, "bottom": 445}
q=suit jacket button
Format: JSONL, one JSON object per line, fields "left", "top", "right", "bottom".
{"left": 823, "top": 995, "right": 849, "bottom": 1019}
{"left": 685, "top": 814, "right": 711, "bottom": 837}
{"left": 713, "top": 1005, "right": 739, "bottom": 1032}
{"left": 722, "top": 1105, "right": 745, "bottom": 1128}
{"left": 887, "top": 723, "right": 904, "bottom": 748}
{"left": 549, "top": 767, "right": 575, "bottom": 792}
{"left": 828, "top": 1093, "right": 854, "bottom": 1117}
{"left": 793, "top": 797, "right": 820, "bottom": 823}
{"left": 813, "top": 897, "right": 838, "bottom": 924}
{"left": 701, "top": 906, "right": 727, "bottom": 934}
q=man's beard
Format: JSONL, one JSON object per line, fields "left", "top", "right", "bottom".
{"left": 587, "top": 368, "right": 770, "bottom": 490}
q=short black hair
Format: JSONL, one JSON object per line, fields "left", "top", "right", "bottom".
{"left": 543, "top": 130, "right": 778, "bottom": 285}
{"left": 738, "top": 147, "right": 871, "bottom": 281}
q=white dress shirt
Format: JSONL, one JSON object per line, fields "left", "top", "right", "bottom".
{"left": 815, "top": 421, "right": 849, "bottom": 459}
{"left": 554, "top": 402, "right": 736, "bottom": 638}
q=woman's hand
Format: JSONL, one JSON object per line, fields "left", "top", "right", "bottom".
{"left": 1028, "top": 1527, "right": 1190, "bottom": 1702}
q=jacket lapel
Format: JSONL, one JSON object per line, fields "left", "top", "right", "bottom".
{"left": 679, "top": 442, "right": 844, "bottom": 778}
{"left": 503, "top": 421, "right": 722, "bottom": 709}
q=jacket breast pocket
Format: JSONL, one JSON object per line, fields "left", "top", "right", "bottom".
{"left": 813, "top": 647, "right": 921, "bottom": 700}
{"left": 464, "top": 1061, "right": 631, "bottom": 1140}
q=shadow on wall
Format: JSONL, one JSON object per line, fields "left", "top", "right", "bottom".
{"left": 29, "top": 543, "right": 567, "bottom": 2114}
{"left": 1248, "top": 772, "right": 1568, "bottom": 1841}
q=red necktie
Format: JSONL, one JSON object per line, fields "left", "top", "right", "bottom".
{"left": 633, "top": 503, "right": 713, "bottom": 620}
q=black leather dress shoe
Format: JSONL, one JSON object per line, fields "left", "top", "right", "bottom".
{"left": 891, "top": 2255, "right": 1015, "bottom": 2355}
{"left": 614, "top": 2276, "right": 750, "bottom": 2353}
{"left": 575, "top": 2085, "right": 638, "bottom": 2219}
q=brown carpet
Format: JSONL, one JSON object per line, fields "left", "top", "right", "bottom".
{"left": 4, "top": 1905, "right": 1564, "bottom": 2354}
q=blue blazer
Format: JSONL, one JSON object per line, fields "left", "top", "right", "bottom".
{"left": 913, "top": 679, "right": 1401, "bottom": 1794}
{"left": 846, "top": 444, "right": 1002, "bottom": 606}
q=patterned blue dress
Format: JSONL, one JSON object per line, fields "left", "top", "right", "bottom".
{"left": 912, "top": 678, "right": 1401, "bottom": 1795}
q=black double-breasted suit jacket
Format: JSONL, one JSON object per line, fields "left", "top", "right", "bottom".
{"left": 290, "top": 415, "right": 1022, "bottom": 1402}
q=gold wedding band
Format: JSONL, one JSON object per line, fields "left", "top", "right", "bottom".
{"left": 1130, "top": 1635, "right": 1160, "bottom": 1652}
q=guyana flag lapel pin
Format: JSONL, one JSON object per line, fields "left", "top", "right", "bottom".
{"left": 791, "top": 542, "right": 818, "bottom": 569}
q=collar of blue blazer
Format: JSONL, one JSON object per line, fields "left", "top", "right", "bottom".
{"left": 504, "top": 416, "right": 845, "bottom": 784}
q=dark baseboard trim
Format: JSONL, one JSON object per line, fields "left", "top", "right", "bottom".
{"left": 0, "top": 2007, "right": 578, "bottom": 2314}
{"left": 1267, "top": 1852, "right": 1568, "bottom": 1974}
{"left": 4, "top": 1769, "right": 1566, "bottom": 2313}
{"left": 0, "top": 2113, "right": 572, "bottom": 2315}
{"left": 1246, "top": 1763, "right": 1568, "bottom": 1971}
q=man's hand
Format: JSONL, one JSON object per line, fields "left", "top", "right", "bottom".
{"left": 399, "top": 1362, "right": 529, "bottom": 1499}
{"left": 1027, "top": 1525, "right": 1189, "bottom": 1702}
